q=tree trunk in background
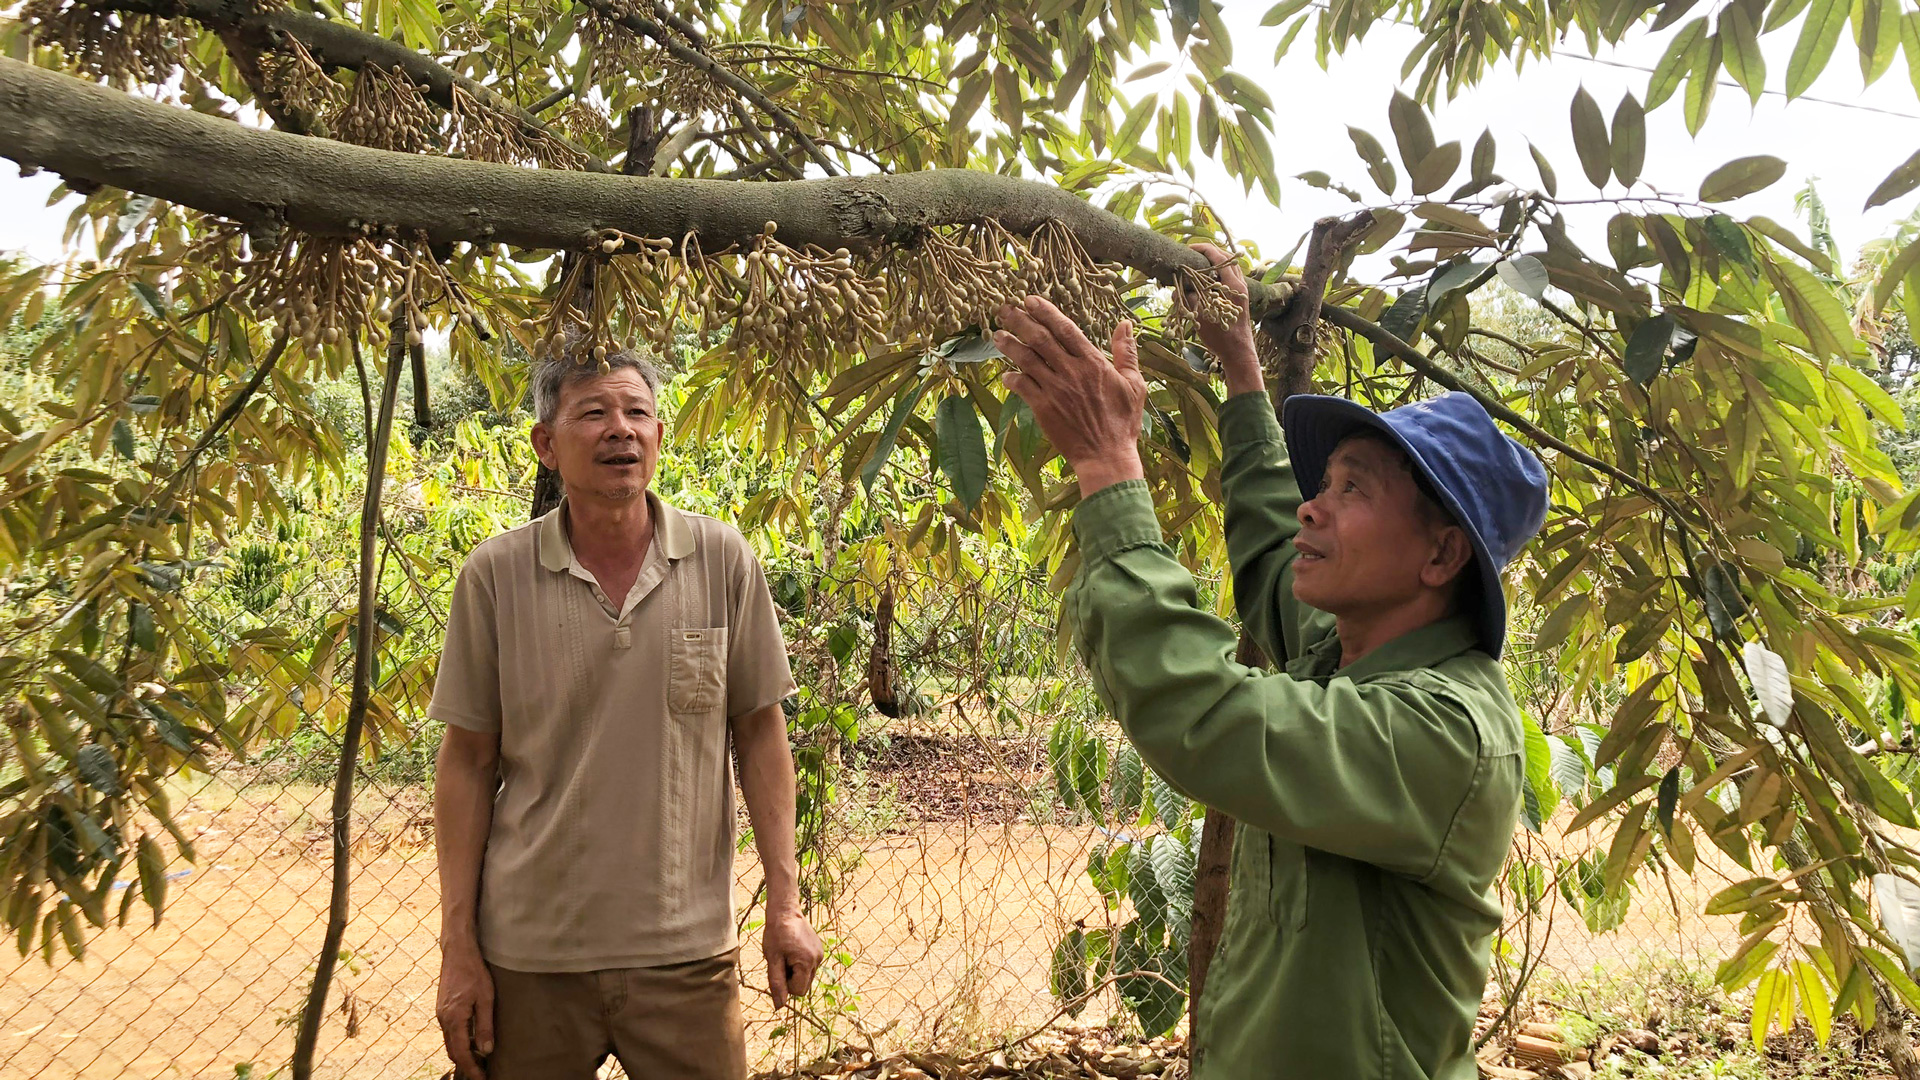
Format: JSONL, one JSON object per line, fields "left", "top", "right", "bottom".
{"left": 530, "top": 464, "right": 563, "bottom": 519}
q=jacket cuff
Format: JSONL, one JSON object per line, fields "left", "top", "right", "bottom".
{"left": 1219, "top": 391, "right": 1283, "bottom": 448}
{"left": 1072, "top": 480, "right": 1164, "bottom": 562}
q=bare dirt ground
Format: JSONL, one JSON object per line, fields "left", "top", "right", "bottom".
{"left": 0, "top": 733, "right": 1747, "bottom": 1079}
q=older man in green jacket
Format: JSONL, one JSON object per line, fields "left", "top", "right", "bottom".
{"left": 993, "top": 246, "right": 1550, "bottom": 1079}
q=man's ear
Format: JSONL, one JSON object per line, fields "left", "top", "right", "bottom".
{"left": 1422, "top": 525, "right": 1474, "bottom": 590}
{"left": 531, "top": 422, "right": 557, "bottom": 470}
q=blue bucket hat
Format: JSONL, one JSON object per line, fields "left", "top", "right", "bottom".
{"left": 1279, "top": 392, "right": 1550, "bottom": 659}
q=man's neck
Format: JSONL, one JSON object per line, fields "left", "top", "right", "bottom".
{"left": 563, "top": 490, "right": 655, "bottom": 569}
{"left": 1334, "top": 596, "right": 1452, "bottom": 668}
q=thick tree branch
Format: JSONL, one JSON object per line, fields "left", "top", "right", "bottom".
{"left": 578, "top": 0, "right": 840, "bottom": 176}
{"left": 1260, "top": 211, "right": 1374, "bottom": 398}
{"left": 77, "top": 0, "right": 606, "bottom": 170}
{"left": 0, "top": 58, "right": 1289, "bottom": 310}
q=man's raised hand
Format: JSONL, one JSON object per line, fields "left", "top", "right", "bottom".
{"left": 1187, "top": 242, "right": 1263, "bottom": 399}
{"left": 993, "top": 295, "right": 1147, "bottom": 497}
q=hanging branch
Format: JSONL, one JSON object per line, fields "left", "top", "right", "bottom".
{"left": 58, "top": 0, "right": 606, "bottom": 169}
{"left": 290, "top": 308, "right": 406, "bottom": 1080}
{"left": 578, "top": 0, "right": 840, "bottom": 176}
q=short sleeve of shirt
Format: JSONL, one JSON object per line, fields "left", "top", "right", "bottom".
{"left": 428, "top": 554, "right": 503, "bottom": 733}
{"left": 724, "top": 539, "right": 797, "bottom": 718}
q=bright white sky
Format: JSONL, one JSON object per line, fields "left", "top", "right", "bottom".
{"left": 4, "top": 7, "right": 1917, "bottom": 273}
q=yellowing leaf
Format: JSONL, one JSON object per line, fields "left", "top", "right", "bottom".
{"left": 1794, "top": 959, "right": 1834, "bottom": 1046}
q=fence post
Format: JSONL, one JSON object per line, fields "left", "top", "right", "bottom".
{"left": 291, "top": 313, "right": 409, "bottom": 1079}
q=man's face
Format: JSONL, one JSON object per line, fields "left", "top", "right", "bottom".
{"left": 530, "top": 369, "right": 663, "bottom": 503}
{"left": 1291, "top": 434, "right": 1466, "bottom": 618}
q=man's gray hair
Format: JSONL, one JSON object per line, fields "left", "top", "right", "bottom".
{"left": 531, "top": 342, "right": 665, "bottom": 425}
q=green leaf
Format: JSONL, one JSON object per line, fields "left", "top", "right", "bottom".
{"left": 1050, "top": 928, "right": 1089, "bottom": 1013}
{"left": 1832, "top": 364, "right": 1905, "bottom": 427}
{"left": 1788, "top": 0, "right": 1850, "bottom": 98}
{"left": 1685, "top": 37, "right": 1723, "bottom": 134}
{"left": 827, "top": 622, "right": 859, "bottom": 666}
{"left": 1865, "top": 148, "right": 1920, "bottom": 209}
{"left": 1409, "top": 142, "right": 1462, "bottom": 196}
{"left": 1720, "top": 3, "right": 1768, "bottom": 103}
{"left": 1751, "top": 967, "right": 1787, "bottom": 1049}
{"left": 1648, "top": 18, "right": 1709, "bottom": 109}
{"left": 136, "top": 833, "right": 166, "bottom": 926}
{"left": 1496, "top": 255, "right": 1549, "bottom": 300}
{"left": 1112, "top": 745, "right": 1145, "bottom": 822}
{"left": 1624, "top": 312, "right": 1675, "bottom": 384}
{"left": 1115, "top": 95, "right": 1156, "bottom": 154}
{"left": 1470, "top": 129, "right": 1497, "bottom": 183}
{"left": 1704, "top": 155, "right": 1789, "bottom": 201}
{"left": 1716, "top": 937, "right": 1781, "bottom": 991}
{"left": 76, "top": 743, "right": 121, "bottom": 796}
{"left": 934, "top": 393, "right": 989, "bottom": 511}
{"left": 130, "top": 603, "right": 157, "bottom": 653}
{"left": 1611, "top": 94, "right": 1647, "bottom": 186}
{"left": 1379, "top": 288, "right": 1428, "bottom": 341}
{"left": 1549, "top": 734, "right": 1590, "bottom": 797}
{"left": 1571, "top": 87, "right": 1612, "bottom": 188}
{"left": 1388, "top": 90, "right": 1437, "bottom": 171}
{"left": 1049, "top": 719, "right": 1079, "bottom": 812}
{"left": 1348, "top": 126, "right": 1398, "bottom": 195}
{"left": 1528, "top": 142, "right": 1559, "bottom": 197}
{"left": 1700, "top": 156, "right": 1789, "bottom": 202}
{"left": 130, "top": 281, "right": 167, "bottom": 320}
{"left": 54, "top": 649, "right": 121, "bottom": 695}
{"left": 1857, "top": 0, "right": 1898, "bottom": 82}
{"left": 1900, "top": 10, "right": 1920, "bottom": 98}
{"left": 1703, "top": 214, "right": 1756, "bottom": 269}
{"left": 1859, "top": 946, "right": 1920, "bottom": 1011}
{"left": 861, "top": 378, "right": 931, "bottom": 493}
{"left": 1073, "top": 733, "right": 1105, "bottom": 826}
{"left": 110, "top": 418, "right": 134, "bottom": 460}
{"left": 1656, "top": 765, "right": 1681, "bottom": 836}
{"left": 1429, "top": 259, "right": 1489, "bottom": 301}
{"left": 1128, "top": 842, "right": 1167, "bottom": 936}
{"left": 1522, "top": 714, "right": 1559, "bottom": 831}
{"left": 1261, "top": 0, "right": 1315, "bottom": 24}
{"left": 1151, "top": 832, "right": 1197, "bottom": 928}
{"left": 1147, "top": 766, "right": 1190, "bottom": 830}
{"left": 0, "top": 429, "right": 51, "bottom": 474}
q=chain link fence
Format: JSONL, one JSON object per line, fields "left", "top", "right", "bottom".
{"left": 0, "top": 514, "right": 1753, "bottom": 1079}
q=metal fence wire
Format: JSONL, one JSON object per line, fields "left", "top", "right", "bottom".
{"left": 0, "top": 521, "right": 1754, "bottom": 1080}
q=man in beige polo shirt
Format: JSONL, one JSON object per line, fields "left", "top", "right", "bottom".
{"left": 429, "top": 342, "right": 822, "bottom": 1079}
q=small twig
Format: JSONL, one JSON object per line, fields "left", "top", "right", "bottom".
{"left": 1259, "top": 210, "right": 1375, "bottom": 398}
{"left": 528, "top": 83, "right": 575, "bottom": 115}
{"left": 972, "top": 968, "right": 1190, "bottom": 1062}
{"left": 581, "top": 0, "right": 839, "bottom": 175}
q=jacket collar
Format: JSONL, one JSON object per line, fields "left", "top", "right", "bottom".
{"left": 1289, "top": 614, "right": 1482, "bottom": 682}
{"left": 537, "top": 492, "right": 694, "bottom": 572}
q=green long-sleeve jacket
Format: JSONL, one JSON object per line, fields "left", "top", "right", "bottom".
{"left": 1065, "top": 392, "right": 1525, "bottom": 1080}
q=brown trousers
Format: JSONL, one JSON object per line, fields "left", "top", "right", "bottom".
{"left": 486, "top": 949, "right": 746, "bottom": 1080}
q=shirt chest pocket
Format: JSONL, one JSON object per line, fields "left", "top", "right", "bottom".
{"left": 669, "top": 627, "right": 729, "bottom": 713}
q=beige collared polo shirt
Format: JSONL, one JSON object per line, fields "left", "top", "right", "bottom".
{"left": 428, "top": 493, "right": 797, "bottom": 972}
